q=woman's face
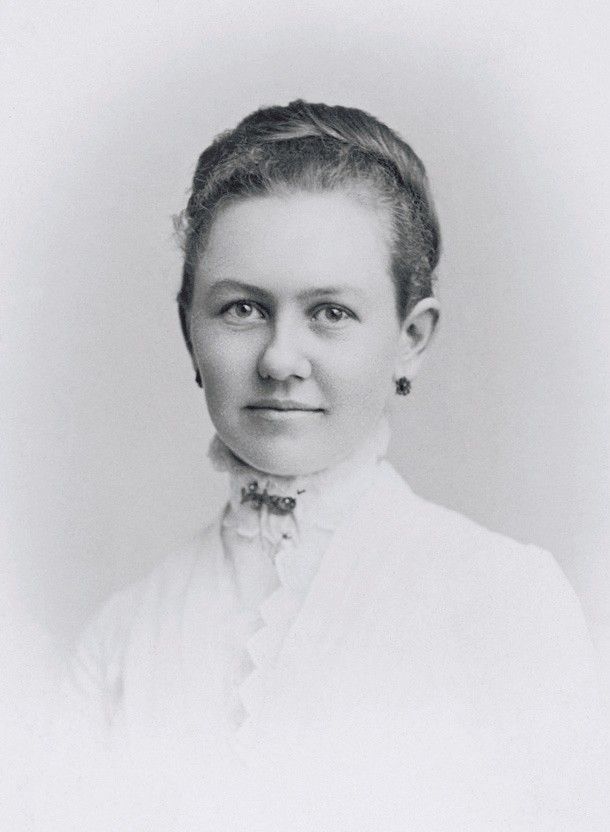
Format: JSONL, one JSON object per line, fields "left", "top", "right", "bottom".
{"left": 189, "top": 189, "right": 409, "bottom": 476}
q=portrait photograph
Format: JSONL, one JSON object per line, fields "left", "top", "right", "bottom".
{"left": 1, "top": 0, "right": 609, "bottom": 829}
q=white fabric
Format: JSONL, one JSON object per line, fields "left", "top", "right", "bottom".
{"left": 65, "top": 437, "right": 607, "bottom": 830}
{"left": 208, "top": 416, "right": 390, "bottom": 752}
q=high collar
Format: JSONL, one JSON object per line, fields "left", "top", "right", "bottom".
{"left": 208, "top": 416, "right": 391, "bottom": 551}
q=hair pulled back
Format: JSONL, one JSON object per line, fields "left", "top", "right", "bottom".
{"left": 176, "top": 99, "right": 441, "bottom": 356}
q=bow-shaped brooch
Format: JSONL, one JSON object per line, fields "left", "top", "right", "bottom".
{"left": 241, "top": 480, "right": 301, "bottom": 515}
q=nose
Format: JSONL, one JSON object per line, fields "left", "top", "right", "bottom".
{"left": 257, "top": 321, "right": 312, "bottom": 382}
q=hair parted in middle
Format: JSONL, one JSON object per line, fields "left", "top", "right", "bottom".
{"left": 176, "top": 99, "right": 441, "bottom": 357}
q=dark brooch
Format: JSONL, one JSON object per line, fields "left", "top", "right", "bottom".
{"left": 240, "top": 480, "right": 298, "bottom": 515}
{"left": 241, "top": 480, "right": 302, "bottom": 514}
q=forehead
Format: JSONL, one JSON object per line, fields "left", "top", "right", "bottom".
{"left": 197, "top": 190, "right": 393, "bottom": 296}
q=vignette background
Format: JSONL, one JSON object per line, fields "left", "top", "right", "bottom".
{"left": 1, "top": 0, "right": 608, "bottom": 660}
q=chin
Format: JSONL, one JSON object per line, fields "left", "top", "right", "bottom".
{"left": 245, "top": 450, "right": 319, "bottom": 478}
{"left": 232, "top": 437, "right": 333, "bottom": 478}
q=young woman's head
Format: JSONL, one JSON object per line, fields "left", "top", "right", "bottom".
{"left": 176, "top": 100, "right": 441, "bottom": 475}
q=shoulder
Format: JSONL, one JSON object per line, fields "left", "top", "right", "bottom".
{"left": 67, "top": 517, "right": 224, "bottom": 707}
{"left": 370, "top": 465, "right": 599, "bottom": 708}
{"left": 375, "top": 462, "right": 593, "bottom": 651}
{"left": 378, "top": 461, "right": 575, "bottom": 585}
{"left": 90, "top": 517, "right": 222, "bottom": 635}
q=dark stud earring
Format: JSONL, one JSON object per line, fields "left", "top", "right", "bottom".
{"left": 195, "top": 369, "right": 202, "bottom": 388}
{"left": 395, "top": 377, "right": 411, "bottom": 396}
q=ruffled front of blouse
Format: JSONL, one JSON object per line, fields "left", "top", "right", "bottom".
{"left": 208, "top": 417, "right": 390, "bottom": 756}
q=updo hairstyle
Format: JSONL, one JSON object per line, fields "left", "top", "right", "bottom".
{"left": 176, "top": 99, "right": 441, "bottom": 357}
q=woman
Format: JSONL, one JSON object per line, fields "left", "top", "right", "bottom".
{"left": 69, "top": 100, "right": 603, "bottom": 829}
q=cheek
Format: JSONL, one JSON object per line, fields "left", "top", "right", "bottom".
{"left": 321, "top": 330, "right": 396, "bottom": 404}
{"left": 193, "top": 329, "right": 257, "bottom": 389}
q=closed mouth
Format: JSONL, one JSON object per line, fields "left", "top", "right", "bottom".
{"left": 246, "top": 401, "right": 325, "bottom": 412}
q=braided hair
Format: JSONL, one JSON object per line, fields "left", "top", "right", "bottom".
{"left": 175, "top": 100, "right": 441, "bottom": 357}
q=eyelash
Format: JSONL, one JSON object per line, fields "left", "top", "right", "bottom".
{"left": 219, "top": 300, "right": 356, "bottom": 325}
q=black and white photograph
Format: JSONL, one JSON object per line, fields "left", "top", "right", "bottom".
{"left": 2, "top": 1, "right": 609, "bottom": 829}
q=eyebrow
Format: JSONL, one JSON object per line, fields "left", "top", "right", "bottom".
{"left": 206, "top": 279, "right": 366, "bottom": 302}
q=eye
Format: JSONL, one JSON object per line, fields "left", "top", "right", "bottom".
{"left": 312, "top": 305, "right": 355, "bottom": 325}
{"left": 220, "top": 300, "right": 266, "bottom": 322}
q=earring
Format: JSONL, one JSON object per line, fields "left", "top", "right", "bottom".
{"left": 395, "top": 376, "right": 411, "bottom": 396}
{"left": 195, "top": 369, "right": 203, "bottom": 388}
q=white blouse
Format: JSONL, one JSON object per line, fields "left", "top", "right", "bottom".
{"left": 65, "top": 420, "right": 606, "bottom": 830}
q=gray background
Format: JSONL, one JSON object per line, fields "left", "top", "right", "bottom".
{"left": 1, "top": 0, "right": 608, "bottom": 654}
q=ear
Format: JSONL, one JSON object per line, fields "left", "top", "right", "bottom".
{"left": 393, "top": 297, "right": 440, "bottom": 382}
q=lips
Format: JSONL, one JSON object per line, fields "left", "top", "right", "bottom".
{"left": 246, "top": 399, "right": 325, "bottom": 412}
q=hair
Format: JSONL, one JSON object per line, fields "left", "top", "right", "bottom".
{"left": 175, "top": 99, "right": 441, "bottom": 356}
